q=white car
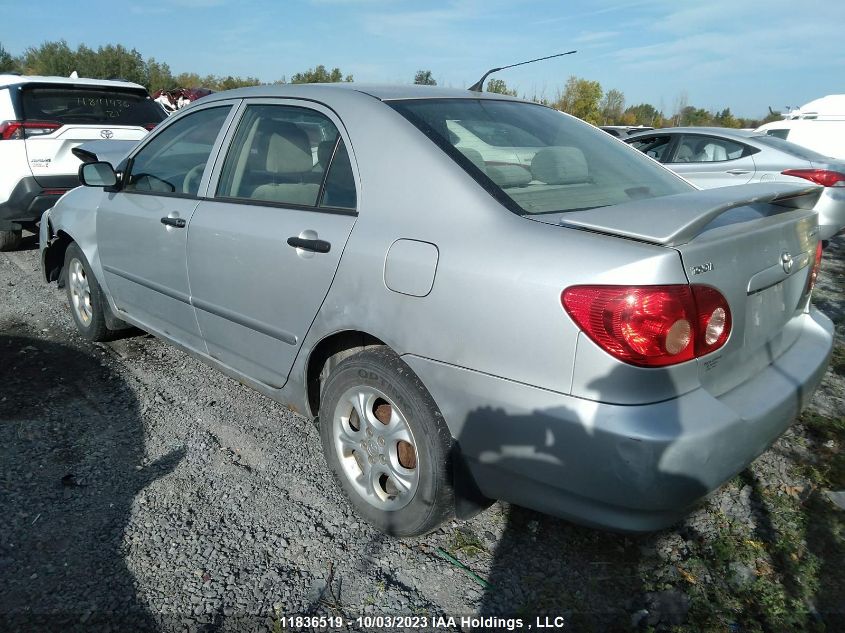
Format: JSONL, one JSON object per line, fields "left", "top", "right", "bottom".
{"left": 0, "top": 74, "right": 166, "bottom": 250}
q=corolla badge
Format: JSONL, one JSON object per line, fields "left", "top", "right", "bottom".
{"left": 100, "top": 129, "right": 114, "bottom": 139}
{"left": 781, "top": 251, "right": 793, "bottom": 274}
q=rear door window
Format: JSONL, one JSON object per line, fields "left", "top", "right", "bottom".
{"left": 216, "top": 104, "right": 356, "bottom": 210}
{"left": 21, "top": 86, "right": 166, "bottom": 127}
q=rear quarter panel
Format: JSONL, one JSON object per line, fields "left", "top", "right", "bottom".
{"left": 294, "top": 95, "right": 692, "bottom": 409}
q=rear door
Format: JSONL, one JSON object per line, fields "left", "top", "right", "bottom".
{"left": 20, "top": 84, "right": 165, "bottom": 185}
{"left": 186, "top": 100, "right": 358, "bottom": 388}
{"left": 667, "top": 134, "right": 757, "bottom": 188}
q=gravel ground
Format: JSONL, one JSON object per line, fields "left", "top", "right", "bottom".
{"left": 0, "top": 231, "right": 843, "bottom": 632}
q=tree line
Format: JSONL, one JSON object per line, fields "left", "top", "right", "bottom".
{"left": 1, "top": 40, "right": 779, "bottom": 128}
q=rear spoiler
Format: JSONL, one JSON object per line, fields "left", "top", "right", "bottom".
{"left": 71, "top": 140, "right": 138, "bottom": 167}
{"left": 560, "top": 183, "right": 823, "bottom": 246}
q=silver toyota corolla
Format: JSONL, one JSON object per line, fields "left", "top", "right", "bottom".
{"left": 39, "top": 85, "right": 833, "bottom": 536}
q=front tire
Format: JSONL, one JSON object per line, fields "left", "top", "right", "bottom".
{"left": 64, "top": 242, "right": 112, "bottom": 342}
{"left": 0, "top": 229, "right": 22, "bottom": 251}
{"left": 319, "top": 348, "right": 455, "bottom": 536}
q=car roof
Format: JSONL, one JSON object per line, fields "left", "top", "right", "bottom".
{"left": 626, "top": 127, "right": 756, "bottom": 140}
{"left": 0, "top": 74, "right": 148, "bottom": 91}
{"left": 198, "top": 82, "right": 526, "bottom": 104}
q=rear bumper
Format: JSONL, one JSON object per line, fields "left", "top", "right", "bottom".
{"left": 0, "top": 175, "right": 78, "bottom": 230}
{"left": 403, "top": 308, "right": 834, "bottom": 531}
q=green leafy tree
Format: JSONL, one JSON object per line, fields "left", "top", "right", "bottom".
{"left": 291, "top": 65, "right": 352, "bottom": 84}
{"left": 556, "top": 76, "right": 603, "bottom": 124}
{"left": 600, "top": 88, "right": 625, "bottom": 124}
{"left": 680, "top": 106, "right": 714, "bottom": 127}
{"left": 145, "top": 58, "right": 174, "bottom": 93}
{"left": 485, "top": 78, "right": 517, "bottom": 96}
{"left": 75, "top": 44, "right": 147, "bottom": 84}
{"left": 623, "top": 103, "right": 663, "bottom": 127}
{"left": 0, "top": 42, "right": 18, "bottom": 73}
{"left": 413, "top": 69, "right": 436, "bottom": 86}
{"left": 714, "top": 107, "right": 741, "bottom": 128}
{"left": 21, "top": 40, "right": 77, "bottom": 76}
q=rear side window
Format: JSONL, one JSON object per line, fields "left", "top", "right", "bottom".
{"left": 391, "top": 98, "right": 691, "bottom": 215}
{"left": 21, "top": 86, "right": 166, "bottom": 127}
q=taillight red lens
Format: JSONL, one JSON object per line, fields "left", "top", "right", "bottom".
{"left": 782, "top": 169, "right": 845, "bottom": 188}
{"left": 806, "top": 241, "right": 823, "bottom": 294}
{"left": 0, "top": 120, "right": 61, "bottom": 140}
{"left": 561, "top": 284, "right": 732, "bottom": 367}
{"left": 144, "top": 123, "right": 158, "bottom": 131}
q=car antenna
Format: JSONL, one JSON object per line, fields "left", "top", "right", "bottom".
{"left": 468, "top": 51, "right": 577, "bottom": 93}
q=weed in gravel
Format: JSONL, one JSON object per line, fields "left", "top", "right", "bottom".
{"left": 449, "top": 528, "right": 486, "bottom": 558}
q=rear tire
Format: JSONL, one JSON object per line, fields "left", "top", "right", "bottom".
{"left": 319, "top": 347, "right": 455, "bottom": 536}
{"left": 0, "top": 229, "right": 22, "bottom": 252}
{"left": 64, "top": 242, "right": 112, "bottom": 342}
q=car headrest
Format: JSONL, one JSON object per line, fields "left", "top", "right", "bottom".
{"left": 457, "top": 147, "right": 487, "bottom": 174}
{"left": 256, "top": 120, "right": 313, "bottom": 174}
{"left": 486, "top": 164, "right": 532, "bottom": 188}
{"left": 530, "top": 146, "right": 589, "bottom": 185}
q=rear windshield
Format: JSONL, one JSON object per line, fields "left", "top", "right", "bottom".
{"left": 21, "top": 86, "right": 166, "bottom": 127}
{"left": 751, "top": 134, "right": 832, "bottom": 161}
{"left": 390, "top": 99, "right": 691, "bottom": 215}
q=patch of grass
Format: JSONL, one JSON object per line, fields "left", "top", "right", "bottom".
{"left": 449, "top": 528, "right": 486, "bottom": 558}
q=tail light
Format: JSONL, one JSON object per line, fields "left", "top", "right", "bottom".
{"left": 781, "top": 169, "right": 845, "bottom": 188}
{"left": 561, "top": 284, "right": 732, "bottom": 367}
{"left": 143, "top": 123, "right": 158, "bottom": 131}
{"left": 806, "top": 241, "right": 823, "bottom": 294}
{"left": 0, "top": 120, "right": 61, "bottom": 140}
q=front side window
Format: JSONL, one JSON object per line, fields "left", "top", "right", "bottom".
{"left": 216, "top": 104, "right": 355, "bottom": 210}
{"left": 124, "top": 106, "right": 232, "bottom": 195}
{"left": 391, "top": 99, "right": 690, "bottom": 215}
{"left": 629, "top": 135, "right": 673, "bottom": 162}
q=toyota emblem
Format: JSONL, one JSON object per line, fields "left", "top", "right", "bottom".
{"left": 781, "top": 251, "right": 793, "bottom": 274}
{"left": 100, "top": 129, "right": 114, "bottom": 139}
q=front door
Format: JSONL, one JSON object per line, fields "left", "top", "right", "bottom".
{"left": 97, "top": 103, "right": 236, "bottom": 351}
{"left": 187, "top": 102, "right": 358, "bottom": 387}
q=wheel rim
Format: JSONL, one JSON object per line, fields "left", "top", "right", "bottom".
{"left": 332, "top": 386, "right": 419, "bottom": 511}
{"left": 68, "top": 258, "right": 93, "bottom": 327}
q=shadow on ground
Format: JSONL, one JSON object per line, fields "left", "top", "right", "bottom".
{"left": 0, "top": 323, "right": 182, "bottom": 632}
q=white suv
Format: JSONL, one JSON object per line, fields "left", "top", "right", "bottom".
{"left": 0, "top": 74, "right": 165, "bottom": 250}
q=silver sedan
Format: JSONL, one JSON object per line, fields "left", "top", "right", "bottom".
{"left": 40, "top": 85, "right": 833, "bottom": 535}
{"left": 626, "top": 127, "right": 845, "bottom": 241}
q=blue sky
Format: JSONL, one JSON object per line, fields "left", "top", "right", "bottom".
{"left": 2, "top": 0, "right": 843, "bottom": 118}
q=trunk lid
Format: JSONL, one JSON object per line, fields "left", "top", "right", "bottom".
{"left": 546, "top": 183, "right": 823, "bottom": 395}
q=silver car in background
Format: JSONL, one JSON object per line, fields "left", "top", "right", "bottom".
{"left": 626, "top": 127, "right": 845, "bottom": 241}
{"left": 40, "top": 85, "right": 833, "bottom": 536}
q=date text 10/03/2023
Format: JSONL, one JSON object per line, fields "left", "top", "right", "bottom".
{"left": 276, "top": 615, "right": 568, "bottom": 630}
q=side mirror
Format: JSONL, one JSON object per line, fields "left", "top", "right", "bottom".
{"left": 79, "top": 161, "right": 118, "bottom": 188}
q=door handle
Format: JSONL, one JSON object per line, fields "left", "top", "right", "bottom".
{"left": 287, "top": 236, "right": 331, "bottom": 253}
{"left": 726, "top": 169, "right": 750, "bottom": 175}
{"left": 160, "top": 217, "right": 186, "bottom": 228}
